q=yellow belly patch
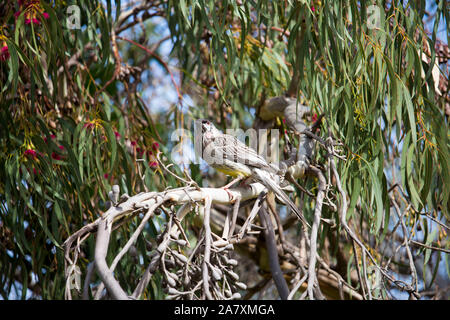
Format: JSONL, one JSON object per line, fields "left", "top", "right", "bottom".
{"left": 215, "top": 166, "right": 251, "bottom": 178}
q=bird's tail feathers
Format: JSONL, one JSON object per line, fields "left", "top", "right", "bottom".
{"left": 254, "top": 168, "right": 310, "bottom": 228}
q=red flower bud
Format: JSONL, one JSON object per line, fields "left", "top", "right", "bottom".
{"left": 24, "top": 149, "right": 37, "bottom": 158}
{"left": 51, "top": 152, "right": 61, "bottom": 160}
{"left": 149, "top": 161, "right": 158, "bottom": 168}
{"left": 0, "top": 46, "right": 10, "bottom": 62}
{"left": 152, "top": 142, "right": 159, "bottom": 151}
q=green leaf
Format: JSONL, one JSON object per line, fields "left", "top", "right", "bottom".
{"left": 402, "top": 84, "right": 417, "bottom": 145}
{"left": 363, "top": 160, "right": 384, "bottom": 233}
{"left": 103, "top": 122, "right": 117, "bottom": 170}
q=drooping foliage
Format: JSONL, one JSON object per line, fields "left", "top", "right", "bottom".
{"left": 0, "top": 0, "right": 448, "bottom": 299}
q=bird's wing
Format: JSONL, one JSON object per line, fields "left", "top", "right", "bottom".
{"left": 211, "top": 133, "right": 275, "bottom": 172}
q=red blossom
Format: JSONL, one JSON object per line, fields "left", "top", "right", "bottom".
{"left": 114, "top": 131, "right": 121, "bottom": 138}
{"left": 51, "top": 152, "right": 61, "bottom": 160}
{"left": 136, "top": 147, "right": 145, "bottom": 155}
{"left": 0, "top": 46, "right": 10, "bottom": 62}
{"left": 83, "top": 122, "right": 94, "bottom": 129}
{"left": 103, "top": 173, "right": 109, "bottom": 179}
{"left": 58, "top": 145, "right": 64, "bottom": 151}
{"left": 311, "top": 6, "right": 315, "bottom": 12}
{"left": 15, "top": 0, "right": 49, "bottom": 25}
{"left": 147, "top": 151, "right": 153, "bottom": 156}
{"left": 152, "top": 142, "right": 159, "bottom": 151}
{"left": 24, "top": 149, "right": 37, "bottom": 158}
{"left": 149, "top": 161, "right": 158, "bottom": 168}
{"left": 312, "top": 113, "right": 318, "bottom": 123}
{"left": 131, "top": 140, "right": 137, "bottom": 146}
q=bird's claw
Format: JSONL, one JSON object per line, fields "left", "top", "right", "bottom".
{"left": 222, "top": 187, "right": 237, "bottom": 203}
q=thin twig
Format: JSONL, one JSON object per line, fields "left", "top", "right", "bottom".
{"left": 202, "top": 196, "right": 214, "bottom": 300}
{"left": 258, "top": 204, "right": 289, "bottom": 300}
{"left": 307, "top": 166, "right": 325, "bottom": 300}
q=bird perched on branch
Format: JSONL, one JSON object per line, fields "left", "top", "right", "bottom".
{"left": 198, "top": 119, "right": 309, "bottom": 227}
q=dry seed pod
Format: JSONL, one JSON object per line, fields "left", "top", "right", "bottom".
{"left": 221, "top": 255, "right": 230, "bottom": 264}
{"left": 211, "top": 265, "right": 223, "bottom": 278}
{"left": 231, "top": 292, "right": 241, "bottom": 300}
{"left": 170, "top": 230, "right": 180, "bottom": 239}
{"left": 166, "top": 275, "right": 177, "bottom": 287}
{"left": 211, "top": 267, "right": 222, "bottom": 281}
{"left": 168, "top": 287, "right": 182, "bottom": 295}
{"left": 226, "top": 270, "right": 239, "bottom": 281}
{"left": 174, "top": 239, "right": 187, "bottom": 246}
{"left": 226, "top": 259, "right": 238, "bottom": 266}
{"left": 172, "top": 251, "right": 188, "bottom": 264}
{"left": 212, "top": 239, "right": 229, "bottom": 248}
{"left": 183, "top": 275, "right": 191, "bottom": 287}
{"left": 234, "top": 282, "right": 247, "bottom": 290}
{"left": 225, "top": 244, "right": 234, "bottom": 251}
{"left": 216, "top": 243, "right": 234, "bottom": 253}
{"left": 167, "top": 272, "right": 179, "bottom": 282}
{"left": 224, "top": 289, "right": 232, "bottom": 298}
